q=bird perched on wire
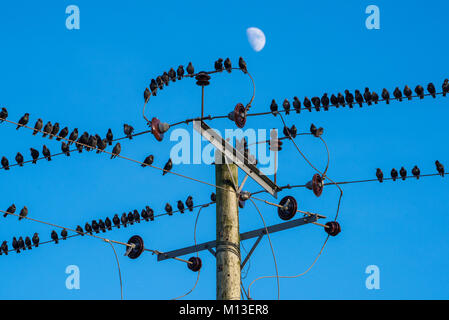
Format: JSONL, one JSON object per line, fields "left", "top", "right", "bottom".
{"left": 30, "top": 148, "right": 39, "bottom": 164}
{"left": 84, "top": 222, "right": 93, "bottom": 235}
{"left": 354, "top": 90, "right": 364, "bottom": 107}
{"left": 162, "top": 72, "right": 170, "bottom": 86}
{"left": 186, "top": 196, "right": 194, "bottom": 211}
{"left": 1, "top": 157, "right": 9, "bottom": 170}
{"left": 0, "top": 107, "right": 7, "bottom": 123}
{"left": 376, "top": 168, "right": 383, "bottom": 183}
{"left": 111, "top": 143, "right": 121, "bottom": 159}
{"left": 3, "top": 204, "right": 16, "bottom": 218}
{"left": 372, "top": 91, "right": 379, "bottom": 104}
{"left": 96, "top": 137, "right": 107, "bottom": 154}
{"left": 177, "top": 65, "right": 184, "bottom": 80}
{"left": 76, "top": 226, "right": 84, "bottom": 236}
{"left": 15, "top": 152, "right": 24, "bottom": 166}
{"left": 321, "top": 93, "right": 330, "bottom": 111}
{"left": 435, "top": 160, "right": 444, "bottom": 177}
{"left": 18, "top": 206, "right": 28, "bottom": 221}
{"left": 404, "top": 85, "right": 412, "bottom": 100}
{"left": 393, "top": 87, "right": 402, "bottom": 102}
{"left": 144, "top": 88, "right": 151, "bottom": 103}
{"left": 61, "top": 229, "right": 68, "bottom": 240}
{"left": 113, "top": 214, "right": 120, "bottom": 228}
{"left": 282, "top": 99, "right": 291, "bottom": 115}
{"left": 16, "top": 113, "right": 30, "bottom": 130}
{"left": 283, "top": 125, "right": 297, "bottom": 139}
{"left": 123, "top": 124, "right": 134, "bottom": 140}
{"left": 150, "top": 79, "right": 158, "bottom": 96}
{"left": 442, "top": 79, "right": 449, "bottom": 97}
{"left": 382, "top": 88, "right": 390, "bottom": 104}
{"left": 1, "top": 241, "right": 8, "bottom": 255}
{"left": 146, "top": 206, "right": 155, "bottom": 221}
{"left": 105, "top": 217, "right": 112, "bottom": 231}
{"left": 99, "top": 219, "right": 107, "bottom": 232}
{"left": 311, "top": 97, "right": 321, "bottom": 111}
{"left": 50, "top": 122, "right": 60, "bottom": 139}
{"left": 141, "top": 209, "right": 149, "bottom": 221}
{"left": 61, "top": 142, "right": 70, "bottom": 157}
{"left": 168, "top": 68, "right": 177, "bottom": 82}
{"left": 132, "top": 210, "right": 140, "bottom": 224}
{"left": 42, "top": 121, "right": 53, "bottom": 138}
{"left": 391, "top": 168, "right": 398, "bottom": 181}
{"left": 165, "top": 203, "right": 173, "bottom": 216}
{"left": 33, "top": 118, "right": 43, "bottom": 135}
{"left": 427, "top": 82, "right": 436, "bottom": 98}
{"left": 186, "top": 62, "right": 195, "bottom": 76}
{"left": 142, "top": 155, "right": 154, "bottom": 167}
{"left": 51, "top": 231, "right": 59, "bottom": 244}
{"left": 224, "top": 58, "right": 232, "bottom": 73}
{"left": 127, "top": 212, "right": 134, "bottom": 225}
{"left": 76, "top": 132, "right": 88, "bottom": 153}
{"left": 293, "top": 97, "right": 301, "bottom": 113}
{"left": 92, "top": 220, "right": 100, "bottom": 233}
{"left": 310, "top": 124, "right": 324, "bottom": 138}
{"left": 177, "top": 200, "right": 185, "bottom": 214}
{"left": 18, "top": 237, "right": 26, "bottom": 251}
{"left": 32, "top": 233, "right": 39, "bottom": 247}
{"left": 87, "top": 135, "right": 97, "bottom": 152}
{"left": 270, "top": 99, "right": 278, "bottom": 116}
{"left": 42, "top": 145, "right": 51, "bottom": 161}
{"left": 215, "top": 58, "right": 224, "bottom": 72}
{"left": 412, "top": 166, "right": 420, "bottom": 179}
{"left": 363, "top": 88, "right": 372, "bottom": 105}
{"left": 57, "top": 127, "right": 69, "bottom": 141}
{"left": 337, "top": 93, "right": 345, "bottom": 107}
{"left": 302, "top": 97, "right": 311, "bottom": 112}
{"left": 399, "top": 167, "right": 407, "bottom": 180}
{"left": 156, "top": 76, "right": 163, "bottom": 90}
{"left": 239, "top": 57, "right": 248, "bottom": 74}
{"left": 68, "top": 128, "right": 78, "bottom": 145}
{"left": 105, "top": 129, "right": 113, "bottom": 146}
{"left": 414, "top": 85, "right": 424, "bottom": 99}
{"left": 162, "top": 158, "right": 173, "bottom": 175}
{"left": 121, "top": 213, "right": 128, "bottom": 227}
{"left": 12, "top": 237, "right": 20, "bottom": 253}
{"left": 344, "top": 90, "right": 354, "bottom": 108}
{"left": 211, "top": 192, "right": 216, "bottom": 202}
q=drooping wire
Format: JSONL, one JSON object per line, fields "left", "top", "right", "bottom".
{"left": 105, "top": 240, "right": 124, "bottom": 300}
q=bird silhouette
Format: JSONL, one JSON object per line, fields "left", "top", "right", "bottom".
{"left": 1, "top": 241, "right": 8, "bottom": 255}
{"left": 211, "top": 193, "right": 216, "bottom": 202}
{"left": 391, "top": 168, "right": 398, "bottom": 181}
{"left": 150, "top": 79, "right": 158, "bottom": 95}
{"left": 156, "top": 76, "right": 163, "bottom": 90}
{"left": 412, "top": 166, "right": 420, "bottom": 179}
{"left": 363, "top": 88, "right": 372, "bottom": 105}
{"left": 186, "top": 196, "right": 194, "bottom": 211}
{"left": 18, "top": 206, "right": 28, "bottom": 221}
{"left": 344, "top": 90, "right": 354, "bottom": 108}
{"left": 18, "top": 237, "right": 25, "bottom": 251}
{"left": 57, "top": 127, "right": 69, "bottom": 141}
{"left": 291, "top": 97, "right": 300, "bottom": 114}
{"left": 106, "top": 129, "right": 113, "bottom": 145}
{"left": 111, "top": 143, "right": 121, "bottom": 159}
{"left": 354, "top": 90, "right": 364, "bottom": 107}
{"left": 124, "top": 124, "right": 134, "bottom": 140}
{"left": 133, "top": 210, "right": 140, "bottom": 223}
{"left": 30, "top": 148, "right": 39, "bottom": 164}
{"left": 144, "top": 88, "right": 151, "bottom": 103}
{"left": 270, "top": 99, "right": 278, "bottom": 116}
{"left": 12, "top": 237, "right": 20, "bottom": 253}
{"left": 414, "top": 85, "right": 424, "bottom": 99}
{"left": 376, "top": 168, "right": 383, "bottom": 183}
{"left": 1, "top": 157, "right": 9, "bottom": 170}
{"left": 15, "top": 153, "right": 24, "bottom": 166}
{"left": 442, "top": 79, "right": 449, "bottom": 97}
{"left": 68, "top": 128, "right": 78, "bottom": 145}
{"left": 99, "top": 219, "right": 107, "bottom": 232}
{"left": 186, "top": 62, "right": 194, "bottom": 76}
{"left": 393, "top": 87, "right": 402, "bottom": 102}
{"left": 168, "top": 68, "right": 177, "bottom": 82}
{"left": 337, "top": 93, "right": 345, "bottom": 107}
{"left": 162, "top": 72, "right": 169, "bottom": 86}
{"left": 224, "top": 58, "right": 232, "bottom": 73}
{"left": 42, "top": 121, "right": 53, "bottom": 138}
{"left": 427, "top": 82, "right": 436, "bottom": 98}
{"left": 61, "top": 142, "right": 70, "bottom": 157}
{"left": 50, "top": 122, "right": 60, "bottom": 139}
{"left": 127, "top": 212, "right": 134, "bottom": 225}
{"left": 215, "top": 58, "right": 224, "bottom": 72}
{"left": 162, "top": 158, "right": 173, "bottom": 175}
{"left": 113, "top": 214, "right": 120, "bottom": 228}
{"left": 403, "top": 85, "right": 412, "bottom": 100}
{"left": 84, "top": 223, "right": 93, "bottom": 235}
{"left": 42, "top": 145, "right": 51, "bottom": 161}
{"left": 303, "top": 97, "right": 312, "bottom": 112}
{"left": 382, "top": 88, "right": 390, "bottom": 104}
{"left": 105, "top": 217, "right": 112, "bottom": 230}
{"left": 121, "top": 213, "right": 128, "bottom": 227}
{"left": 177, "top": 200, "right": 185, "bottom": 214}
{"left": 142, "top": 155, "right": 154, "bottom": 167}
{"left": 311, "top": 97, "right": 321, "bottom": 111}
{"left": 92, "top": 220, "right": 100, "bottom": 233}
{"left": 177, "top": 65, "right": 184, "bottom": 80}
{"left": 61, "top": 229, "right": 68, "bottom": 240}
{"left": 165, "top": 203, "right": 173, "bottom": 216}
{"left": 321, "top": 93, "right": 330, "bottom": 111}
{"left": 146, "top": 206, "right": 154, "bottom": 221}
{"left": 372, "top": 91, "right": 379, "bottom": 104}
{"left": 399, "top": 167, "right": 407, "bottom": 180}
{"left": 33, "top": 119, "right": 43, "bottom": 135}
{"left": 51, "top": 231, "right": 59, "bottom": 244}
{"left": 435, "top": 160, "right": 444, "bottom": 177}
{"left": 282, "top": 99, "right": 291, "bottom": 115}
{"left": 0, "top": 108, "right": 7, "bottom": 123}
{"left": 17, "top": 113, "right": 29, "bottom": 130}
{"left": 3, "top": 204, "right": 16, "bottom": 218}
{"left": 76, "top": 226, "right": 84, "bottom": 236}
{"left": 239, "top": 57, "right": 247, "bottom": 73}
{"left": 25, "top": 237, "right": 32, "bottom": 250}
{"left": 330, "top": 94, "right": 338, "bottom": 108}
{"left": 32, "top": 233, "right": 39, "bottom": 247}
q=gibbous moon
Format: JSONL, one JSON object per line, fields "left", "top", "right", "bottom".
{"left": 246, "top": 27, "right": 266, "bottom": 52}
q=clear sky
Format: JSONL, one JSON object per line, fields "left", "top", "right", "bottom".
{"left": 0, "top": 0, "right": 448, "bottom": 300}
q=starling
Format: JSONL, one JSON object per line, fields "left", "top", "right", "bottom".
{"left": 3, "top": 204, "right": 16, "bottom": 218}
{"left": 303, "top": 97, "right": 312, "bottom": 112}
{"left": 224, "top": 58, "right": 232, "bottom": 73}
{"left": 239, "top": 57, "right": 248, "bottom": 73}
{"left": 344, "top": 90, "right": 354, "bottom": 108}
{"left": 142, "top": 155, "right": 154, "bottom": 167}
{"left": 393, "top": 87, "right": 403, "bottom": 102}
{"left": 57, "top": 127, "right": 69, "bottom": 141}
{"left": 121, "top": 213, "right": 128, "bottom": 227}
{"left": 355, "top": 90, "right": 364, "bottom": 107}
{"left": 186, "top": 62, "right": 194, "bottom": 76}
{"left": 30, "top": 148, "right": 39, "bottom": 164}
{"left": 337, "top": 93, "right": 345, "bottom": 107}
{"left": 442, "top": 79, "right": 449, "bottom": 97}
{"left": 111, "top": 143, "right": 121, "bottom": 159}
{"left": 372, "top": 91, "right": 379, "bottom": 104}
{"left": 399, "top": 167, "right": 407, "bottom": 180}
{"left": 162, "top": 72, "right": 170, "bottom": 86}
{"left": 96, "top": 138, "right": 107, "bottom": 154}
{"left": 144, "top": 88, "right": 151, "bottom": 103}
{"left": 330, "top": 94, "right": 338, "bottom": 108}
{"left": 177, "top": 65, "right": 184, "bottom": 80}
{"left": 146, "top": 206, "right": 154, "bottom": 221}
{"left": 25, "top": 236, "right": 32, "bottom": 250}
{"left": 412, "top": 166, "right": 420, "bottom": 179}
{"left": 87, "top": 135, "right": 97, "bottom": 151}
{"left": 61, "top": 229, "right": 68, "bottom": 240}
{"left": 156, "top": 76, "right": 163, "bottom": 89}
{"left": 76, "top": 226, "right": 84, "bottom": 236}
{"left": 168, "top": 68, "right": 177, "bottom": 82}
{"left": 32, "top": 233, "right": 40, "bottom": 247}
{"left": 113, "top": 214, "right": 121, "bottom": 228}
{"left": 391, "top": 168, "right": 398, "bottom": 181}
{"left": 290, "top": 125, "right": 297, "bottom": 138}
{"left": 150, "top": 79, "right": 158, "bottom": 96}
{"left": 16, "top": 113, "right": 30, "bottom": 130}
{"left": 51, "top": 230, "right": 59, "bottom": 244}
{"left": 177, "top": 200, "right": 185, "bottom": 214}
{"left": 376, "top": 168, "right": 383, "bottom": 183}
{"left": 18, "top": 206, "right": 28, "bottom": 221}
{"left": 282, "top": 99, "right": 291, "bottom": 115}
{"left": 105, "top": 129, "right": 113, "bottom": 146}
{"left": 382, "top": 88, "right": 390, "bottom": 104}
{"left": 436, "top": 160, "right": 444, "bottom": 177}
{"left": 162, "top": 158, "right": 173, "bottom": 175}
{"left": 105, "top": 217, "right": 112, "bottom": 230}
{"left": 77, "top": 132, "right": 89, "bottom": 152}
{"left": 293, "top": 96, "right": 301, "bottom": 113}
{"left": 141, "top": 209, "right": 149, "bottom": 221}
{"left": 270, "top": 99, "right": 278, "bottom": 116}
{"left": 68, "top": 128, "right": 78, "bottom": 145}
{"left": 321, "top": 93, "right": 330, "bottom": 111}
{"left": 127, "top": 212, "right": 134, "bottom": 225}
{"left": 84, "top": 223, "right": 93, "bottom": 235}
{"left": 42, "top": 121, "right": 53, "bottom": 138}
{"left": 98, "top": 219, "right": 106, "bottom": 232}
{"left": 404, "top": 85, "right": 412, "bottom": 100}
{"left": 165, "top": 203, "right": 173, "bottom": 216}
{"left": 0, "top": 107, "right": 7, "bottom": 123}
{"left": 133, "top": 210, "right": 140, "bottom": 223}
{"left": 215, "top": 58, "right": 224, "bottom": 72}
{"left": 42, "top": 145, "right": 51, "bottom": 161}
{"left": 15, "top": 152, "right": 24, "bottom": 166}
{"left": 310, "top": 123, "right": 323, "bottom": 137}
{"left": 415, "top": 85, "right": 424, "bottom": 99}
{"left": 1, "top": 241, "right": 8, "bottom": 255}
{"left": 211, "top": 192, "right": 216, "bottom": 202}
{"left": 311, "top": 97, "right": 321, "bottom": 111}
{"left": 363, "top": 88, "right": 372, "bottom": 105}
{"left": 50, "top": 122, "right": 60, "bottom": 139}
{"left": 92, "top": 220, "right": 100, "bottom": 233}
{"left": 33, "top": 119, "right": 43, "bottom": 135}
{"left": 61, "top": 142, "right": 70, "bottom": 157}
{"left": 1, "top": 157, "right": 9, "bottom": 170}
{"left": 18, "top": 237, "right": 25, "bottom": 251}
{"left": 186, "top": 196, "right": 194, "bottom": 211}
{"left": 12, "top": 237, "right": 20, "bottom": 253}
{"left": 427, "top": 82, "right": 436, "bottom": 98}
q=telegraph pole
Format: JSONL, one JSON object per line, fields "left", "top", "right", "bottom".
{"left": 215, "top": 152, "right": 241, "bottom": 300}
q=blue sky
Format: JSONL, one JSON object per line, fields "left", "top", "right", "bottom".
{"left": 1, "top": 0, "right": 449, "bottom": 299}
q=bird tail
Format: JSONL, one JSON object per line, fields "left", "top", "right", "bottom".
{"left": 49, "top": 135, "right": 53, "bottom": 140}
{"left": 3, "top": 213, "right": 7, "bottom": 218}
{"left": 110, "top": 155, "right": 114, "bottom": 159}
{"left": 32, "top": 160, "right": 37, "bottom": 164}
{"left": 109, "top": 141, "right": 112, "bottom": 146}
{"left": 42, "top": 133, "right": 47, "bottom": 137}
{"left": 5, "top": 167, "right": 9, "bottom": 171}
{"left": 56, "top": 137, "right": 61, "bottom": 141}
{"left": 18, "top": 216, "right": 22, "bottom": 221}
{"left": 55, "top": 239, "right": 59, "bottom": 244}
{"left": 408, "top": 97, "right": 412, "bottom": 100}
{"left": 33, "top": 130, "right": 38, "bottom": 135}
{"left": 48, "top": 156, "right": 52, "bottom": 161}
{"left": 443, "top": 92, "right": 447, "bottom": 97}
{"left": 386, "top": 100, "right": 389, "bottom": 104}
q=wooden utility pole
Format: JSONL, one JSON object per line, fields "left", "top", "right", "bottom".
{"left": 215, "top": 152, "right": 241, "bottom": 300}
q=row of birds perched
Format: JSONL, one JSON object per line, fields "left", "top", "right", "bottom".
{"left": 269, "top": 80, "right": 449, "bottom": 114}
{"left": 143, "top": 57, "right": 248, "bottom": 102}
{"left": 0, "top": 194, "right": 218, "bottom": 255}
{"left": 375, "top": 161, "right": 445, "bottom": 182}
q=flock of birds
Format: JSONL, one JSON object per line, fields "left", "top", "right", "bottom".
{"left": 0, "top": 193, "right": 218, "bottom": 255}
{"left": 375, "top": 161, "right": 445, "bottom": 182}
{"left": 269, "top": 80, "right": 449, "bottom": 114}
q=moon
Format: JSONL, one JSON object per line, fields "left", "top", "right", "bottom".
{"left": 246, "top": 27, "right": 266, "bottom": 52}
